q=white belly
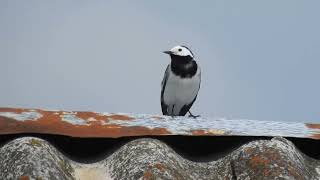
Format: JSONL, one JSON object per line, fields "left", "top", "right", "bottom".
{"left": 163, "top": 69, "right": 200, "bottom": 115}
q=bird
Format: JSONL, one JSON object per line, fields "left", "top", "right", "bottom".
{"left": 161, "top": 45, "right": 201, "bottom": 117}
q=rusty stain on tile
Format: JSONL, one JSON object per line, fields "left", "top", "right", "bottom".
{"left": 0, "top": 107, "right": 319, "bottom": 139}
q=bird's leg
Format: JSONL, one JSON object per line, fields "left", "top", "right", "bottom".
{"left": 188, "top": 111, "right": 200, "bottom": 118}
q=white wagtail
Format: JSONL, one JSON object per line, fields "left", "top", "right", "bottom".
{"left": 161, "top": 45, "right": 201, "bottom": 117}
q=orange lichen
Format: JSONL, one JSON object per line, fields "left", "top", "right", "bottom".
{"left": 0, "top": 108, "right": 172, "bottom": 138}
{"left": 150, "top": 116, "right": 164, "bottom": 120}
{"left": 142, "top": 171, "right": 153, "bottom": 180}
{"left": 154, "top": 163, "right": 166, "bottom": 172}
{"left": 249, "top": 155, "right": 271, "bottom": 167}
{"left": 191, "top": 130, "right": 207, "bottom": 135}
{"left": 305, "top": 124, "right": 320, "bottom": 139}
{"left": 247, "top": 154, "right": 276, "bottom": 177}
{"left": 306, "top": 123, "right": 320, "bottom": 129}
{"left": 244, "top": 147, "right": 254, "bottom": 155}
{"left": 19, "top": 176, "right": 30, "bottom": 180}
{"left": 107, "top": 114, "right": 134, "bottom": 121}
{"left": 191, "top": 129, "right": 225, "bottom": 136}
{"left": 75, "top": 112, "right": 107, "bottom": 121}
{"left": 310, "top": 134, "right": 320, "bottom": 139}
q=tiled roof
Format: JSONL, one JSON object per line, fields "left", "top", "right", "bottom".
{"left": 0, "top": 108, "right": 319, "bottom": 179}
{"left": 0, "top": 137, "right": 319, "bottom": 179}
{"left": 0, "top": 108, "right": 319, "bottom": 139}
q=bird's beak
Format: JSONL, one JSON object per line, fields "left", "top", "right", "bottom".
{"left": 163, "top": 50, "right": 172, "bottom": 55}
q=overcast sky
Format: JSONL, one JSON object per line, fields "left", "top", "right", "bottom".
{"left": 1, "top": 1, "right": 320, "bottom": 123}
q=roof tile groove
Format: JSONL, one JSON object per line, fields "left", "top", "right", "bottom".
{"left": 0, "top": 137, "right": 319, "bottom": 179}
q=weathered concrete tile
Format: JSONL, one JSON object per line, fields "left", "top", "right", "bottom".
{"left": 0, "top": 137, "right": 319, "bottom": 180}
{"left": 0, "top": 108, "right": 319, "bottom": 139}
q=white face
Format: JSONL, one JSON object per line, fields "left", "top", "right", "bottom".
{"left": 169, "top": 45, "right": 194, "bottom": 58}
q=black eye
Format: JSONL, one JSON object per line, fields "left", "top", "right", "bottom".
{"left": 178, "top": 48, "right": 182, "bottom": 52}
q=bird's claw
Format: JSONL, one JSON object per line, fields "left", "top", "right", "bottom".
{"left": 188, "top": 114, "right": 200, "bottom": 118}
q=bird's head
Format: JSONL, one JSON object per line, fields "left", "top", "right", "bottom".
{"left": 163, "top": 45, "right": 194, "bottom": 60}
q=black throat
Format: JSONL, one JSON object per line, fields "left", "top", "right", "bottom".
{"left": 170, "top": 55, "right": 198, "bottom": 78}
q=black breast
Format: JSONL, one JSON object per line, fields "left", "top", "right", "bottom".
{"left": 170, "top": 55, "right": 198, "bottom": 78}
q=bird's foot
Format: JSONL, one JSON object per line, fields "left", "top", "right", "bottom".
{"left": 188, "top": 114, "right": 200, "bottom": 118}
{"left": 188, "top": 111, "right": 200, "bottom": 118}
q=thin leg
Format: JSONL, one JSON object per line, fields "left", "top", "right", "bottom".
{"left": 188, "top": 110, "right": 200, "bottom": 118}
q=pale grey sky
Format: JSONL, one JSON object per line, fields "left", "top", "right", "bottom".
{"left": 1, "top": 1, "right": 319, "bottom": 123}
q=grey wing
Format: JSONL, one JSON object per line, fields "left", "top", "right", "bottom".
{"left": 161, "top": 65, "right": 170, "bottom": 88}
{"left": 161, "top": 65, "right": 170, "bottom": 115}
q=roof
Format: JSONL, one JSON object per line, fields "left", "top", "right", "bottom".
{"left": 0, "top": 136, "right": 319, "bottom": 179}
{"left": 0, "top": 108, "right": 319, "bottom": 179}
{"left": 0, "top": 108, "right": 319, "bottom": 139}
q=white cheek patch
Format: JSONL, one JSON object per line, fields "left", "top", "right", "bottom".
{"left": 170, "top": 46, "right": 194, "bottom": 58}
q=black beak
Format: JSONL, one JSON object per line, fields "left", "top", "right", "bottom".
{"left": 163, "top": 50, "right": 172, "bottom": 55}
